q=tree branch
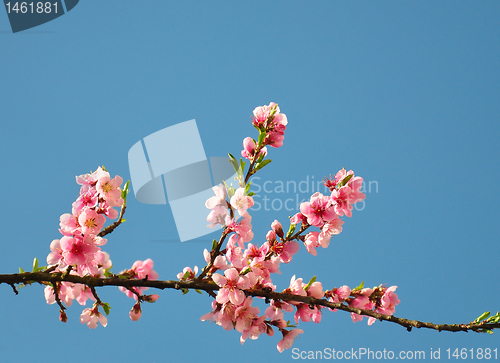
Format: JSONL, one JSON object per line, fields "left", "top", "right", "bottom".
{"left": 1, "top": 271, "right": 497, "bottom": 333}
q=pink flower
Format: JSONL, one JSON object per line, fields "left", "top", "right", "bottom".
{"left": 78, "top": 209, "right": 106, "bottom": 236}
{"left": 307, "top": 281, "right": 324, "bottom": 299}
{"left": 118, "top": 259, "right": 159, "bottom": 299}
{"left": 130, "top": 258, "right": 159, "bottom": 280}
{"left": 47, "top": 239, "right": 63, "bottom": 265}
{"left": 241, "top": 137, "right": 268, "bottom": 161}
{"left": 230, "top": 188, "right": 254, "bottom": 217}
{"left": 240, "top": 315, "right": 269, "bottom": 344}
{"left": 205, "top": 184, "right": 228, "bottom": 210}
{"left": 226, "top": 212, "right": 254, "bottom": 247}
{"left": 96, "top": 201, "right": 119, "bottom": 219}
{"left": 252, "top": 102, "right": 288, "bottom": 148}
{"left": 268, "top": 239, "right": 300, "bottom": 263}
{"left": 328, "top": 286, "right": 351, "bottom": 308}
{"left": 59, "top": 213, "right": 80, "bottom": 236}
{"left": 331, "top": 186, "right": 353, "bottom": 217}
{"left": 294, "top": 304, "right": 321, "bottom": 324}
{"left": 300, "top": 192, "right": 337, "bottom": 227}
{"left": 303, "top": 231, "right": 320, "bottom": 256}
{"left": 60, "top": 235, "right": 99, "bottom": 266}
{"left": 349, "top": 288, "right": 374, "bottom": 323}
{"left": 234, "top": 297, "right": 260, "bottom": 333}
{"left": 201, "top": 300, "right": 237, "bottom": 331}
{"left": 290, "top": 212, "right": 308, "bottom": 226}
{"left": 72, "top": 189, "right": 98, "bottom": 214}
{"left": 203, "top": 249, "right": 229, "bottom": 270}
{"left": 212, "top": 268, "right": 251, "bottom": 306}
{"left": 377, "top": 286, "right": 400, "bottom": 316}
{"left": 177, "top": 266, "right": 198, "bottom": 281}
{"left": 243, "top": 243, "right": 269, "bottom": 263}
{"left": 206, "top": 206, "right": 228, "bottom": 228}
{"left": 284, "top": 275, "right": 307, "bottom": 299}
{"left": 317, "top": 219, "right": 344, "bottom": 248}
{"left": 96, "top": 173, "right": 123, "bottom": 207}
{"left": 277, "top": 328, "right": 303, "bottom": 353}
{"left": 265, "top": 299, "right": 293, "bottom": 321}
{"left": 80, "top": 306, "right": 107, "bottom": 329}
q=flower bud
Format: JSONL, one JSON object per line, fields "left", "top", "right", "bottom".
{"left": 129, "top": 302, "right": 141, "bottom": 321}
{"left": 271, "top": 220, "right": 284, "bottom": 238}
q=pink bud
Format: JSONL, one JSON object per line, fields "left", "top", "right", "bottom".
{"left": 266, "top": 230, "right": 276, "bottom": 243}
{"left": 129, "top": 302, "right": 141, "bottom": 321}
{"left": 271, "top": 220, "right": 284, "bottom": 238}
{"left": 144, "top": 294, "right": 159, "bottom": 303}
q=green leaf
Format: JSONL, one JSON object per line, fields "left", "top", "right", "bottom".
{"left": 304, "top": 276, "right": 317, "bottom": 290}
{"left": 244, "top": 182, "right": 252, "bottom": 195}
{"left": 240, "top": 268, "right": 251, "bottom": 275}
{"left": 490, "top": 312, "right": 500, "bottom": 323}
{"left": 121, "top": 180, "right": 130, "bottom": 200}
{"left": 195, "top": 289, "right": 202, "bottom": 294}
{"left": 212, "top": 239, "right": 218, "bottom": 251}
{"left": 479, "top": 329, "right": 494, "bottom": 334}
{"left": 255, "top": 150, "right": 266, "bottom": 164}
{"left": 257, "top": 131, "right": 267, "bottom": 146}
{"left": 285, "top": 320, "right": 297, "bottom": 328}
{"left": 285, "top": 223, "right": 296, "bottom": 238}
{"left": 32, "top": 258, "right": 38, "bottom": 273}
{"left": 181, "top": 288, "right": 189, "bottom": 295}
{"left": 247, "top": 192, "right": 255, "bottom": 197}
{"left": 253, "top": 159, "right": 272, "bottom": 172}
{"left": 19, "top": 267, "right": 25, "bottom": 273}
{"left": 352, "top": 281, "right": 364, "bottom": 292}
{"left": 182, "top": 271, "right": 191, "bottom": 280}
{"left": 475, "top": 311, "right": 490, "bottom": 323}
{"left": 102, "top": 303, "right": 111, "bottom": 315}
{"left": 228, "top": 153, "right": 239, "bottom": 173}
{"left": 239, "top": 159, "right": 246, "bottom": 174}
{"left": 338, "top": 174, "right": 353, "bottom": 188}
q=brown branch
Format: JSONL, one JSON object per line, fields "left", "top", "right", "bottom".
{"left": 1, "top": 271, "right": 498, "bottom": 333}
{"left": 98, "top": 203, "right": 127, "bottom": 238}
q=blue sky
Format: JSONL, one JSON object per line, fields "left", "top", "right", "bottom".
{"left": 1, "top": 1, "right": 499, "bottom": 362}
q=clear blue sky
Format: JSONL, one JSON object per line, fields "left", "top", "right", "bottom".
{"left": 1, "top": 1, "right": 499, "bottom": 362}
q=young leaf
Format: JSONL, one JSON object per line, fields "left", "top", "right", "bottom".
{"left": 352, "top": 281, "right": 364, "bottom": 292}
{"left": 257, "top": 131, "right": 266, "bottom": 146}
{"left": 121, "top": 180, "right": 130, "bottom": 200}
{"left": 211, "top": 239, "right": 218, "bottom": 251}
{"left": 228, "top": 153, "right": 239, "bottom": 173}
{"left": 19, "top": 267, "right": 25, "bottom": 273}
{"left": 102, "top": 303, "right": 111, "bottom": 316}
{"left": 338, "top": 174, "right": 353, "bottom": 188}
{"left": 475, "top": 311, "right": 491, "bottom": 323}
{"left": 195, "top": 289, "right": 202, "bottom": 294}
{"left": 256, "top": 150, "right": 266, "bottom": 164}
{"left": 285, "top": 223, "right": 296, "bottom": 238}
{"left": 304, "top": 276, "right": 317, "bottom": 290}
{"left": 32, "top": 258, "right": 38, "bottom": 273}
{"left": 244, "top": 182, "right": 252, "bottom": 195}
{"left": 253, "top": 159, "right": 272, "bottom": 172}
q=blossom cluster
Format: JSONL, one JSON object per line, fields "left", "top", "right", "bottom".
{"left": 44, "top": 167, "right": 158, "bottom": 327}
{"left": 196, "top": 103, "right": 399, "bottom": 352}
